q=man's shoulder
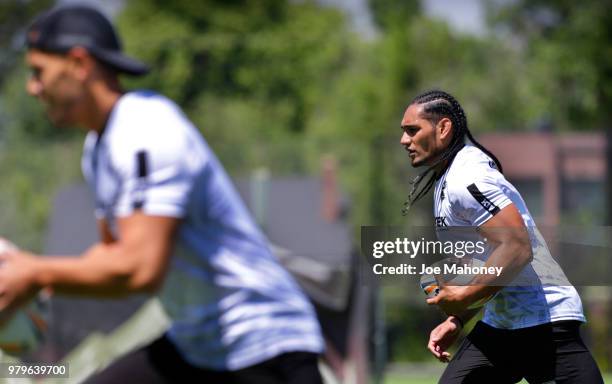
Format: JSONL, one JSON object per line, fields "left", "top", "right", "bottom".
{"left": 103, "top": 91, "right": 204, "bottom": 165}
{"left": 445, "top": 145, "right": 504, "bottom": 196}
{"left": 449, "top": 145, "right": 499, "bottom": 178}
{"left": 454, "top": 144, "right": 493, "bottom": 167}
{"left": 114, "top": 91, "right": 182, "bottom": 122}
{"left": 108, "top": 91, "right": 193, "bottom": 143}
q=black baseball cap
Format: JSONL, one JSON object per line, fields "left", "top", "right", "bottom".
{"left": 26, "top": 6, "right": 149, "bottom": 76}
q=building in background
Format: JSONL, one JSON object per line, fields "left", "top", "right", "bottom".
{"left": 479, "top": 132, "right": 606, "bottom": 226}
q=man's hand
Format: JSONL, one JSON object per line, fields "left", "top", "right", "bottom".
{"left": 428, "top": 204, "right": 532, "bottom": 314}
{"left": 0, "top": 250, "right": 41, "bottom": 316}
{"left": 427, "top": 284, "right": 472, "bottom": 315}
{"left": 428, "top": 316, "right": 462, "bottom": 362}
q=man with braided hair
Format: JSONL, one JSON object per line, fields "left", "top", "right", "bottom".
{"left": 400, "top": 90, "right": 603, "bottom": 383}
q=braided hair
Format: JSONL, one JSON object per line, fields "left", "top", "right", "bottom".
{"left": 402, "top": 90, "right": 503, "bottom": 215}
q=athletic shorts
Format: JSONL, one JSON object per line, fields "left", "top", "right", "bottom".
{"left": 84, "top": 334, "right": 324, "bottom": 384}
{"left": 440, "top": 320, "right": 603, "bottom": 384}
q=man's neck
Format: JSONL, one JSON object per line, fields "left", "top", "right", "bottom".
{"left": 83, "top": 77, "right": 123, "bottom": 134}
{"left": 432, "top": 141, "right": 467, "bottom": 176}
{"left": 431, "top": 159, "right": 449, "bottom": 180}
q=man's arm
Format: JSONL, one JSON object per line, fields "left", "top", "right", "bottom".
{"left": 0, "top": 212, "right": 179, "bottom": 312}
{"left": 97, "top": 218, "right": 116, "bottom": 244}
{"left": 427, "top": 203, "right": 533, "bottom": 314}
{"left": 428, "top": 308, "right": 481, "bottom": 362}
{"left": 466, "top": 202, "right": 533, "bottom": 293}
{"left": 427, "top": 204, "right": 531, "bottom": 360}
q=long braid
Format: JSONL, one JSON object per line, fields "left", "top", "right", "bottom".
{"left": 402, "top": 90, "right": 503, "bottom": 215}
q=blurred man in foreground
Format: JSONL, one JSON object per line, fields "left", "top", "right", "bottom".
{"left": 0, "top": 6, "right": 324, "bottom": 383}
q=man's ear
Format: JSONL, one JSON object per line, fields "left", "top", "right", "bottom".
{"left": 438, "top": 117, "right": 453, "bottom": 142}
{"left": 66, "top": 46, "right": 95, "bottom": 81}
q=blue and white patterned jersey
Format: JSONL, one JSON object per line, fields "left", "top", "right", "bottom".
{"left": 433, "top": 143, "right": 585, "bottom": 329}
{"left": 81, "top": 91, "right": 323, "bottom": 370}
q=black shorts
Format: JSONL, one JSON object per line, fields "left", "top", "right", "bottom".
{"left": 84, "top": 334, "right": 324, "bottom": 384}
{"left": 440, "top": 320, "right": 603, "bottom": 384}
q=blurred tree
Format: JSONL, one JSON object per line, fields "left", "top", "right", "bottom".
{"left": 0, "top": 0, "right": 56, "bottom": 142}
{"left": 118, "top": 0, "right": 350, "bottom": 174}
{"left": 368, "top": 0, "right": 420, "bottom": 31}
{"left": 486, "top": 0, "right": 612, "bottom": 130}
{"left": 0, "top": 0, "right": 53, "bottom": 87}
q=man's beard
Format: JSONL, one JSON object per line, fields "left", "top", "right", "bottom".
{"left": 413, "top": 149, "right": 444, "bottom": 168}
{"left": 45, "top": 97, "right": 78, "bottom": 127}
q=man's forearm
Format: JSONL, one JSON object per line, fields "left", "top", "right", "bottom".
{"left": 450, "top": 307, "right": 481, "bottom": 328}
{"left": 463, "top": 238, "right": 532, "bottom": 305}
{"left": 33, "top": 243, "right": 157, "bottom": 297}
{"left": 478, "top": 238, "right": 532, "bottom": 285}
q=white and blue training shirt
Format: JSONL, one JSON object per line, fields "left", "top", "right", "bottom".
{"left": 433, "top": 143, "right": 585, "bottom": 329}
{"left": 81, "top": 91, "right": 324, "bottom": 370}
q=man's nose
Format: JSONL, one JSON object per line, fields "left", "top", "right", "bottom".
{"left": 26, "top": 77, "right": 42, "bottom": 97}
{"left": 400, "top": 131, "right": 411, "bottom": 145}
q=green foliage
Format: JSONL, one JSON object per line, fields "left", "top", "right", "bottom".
{"left": 486, "top": 0, "right": 612, "bottom": 129}
{"left": 0, "top": 139, "right": 82, "bottom": 251}
{"left": 368, "top": 0, "right": 421, "bottom": 30}
{"left": 118, "top": 0, "right": 350, "bottom": 174}
{"left": 0, "top": 0, "right": 53, "bottom": 87}
{"left": 0, "top": 0, "right": 63, "bottom": 143}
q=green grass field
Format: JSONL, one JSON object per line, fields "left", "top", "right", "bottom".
{"left": 385, "top": 378, "right": 438, "bottom": 384}
{"left": 3, "top": 299, "right": 608, "bottom": 384}
{"left": 384, "top": 373, "right": 612, "bottom": 384}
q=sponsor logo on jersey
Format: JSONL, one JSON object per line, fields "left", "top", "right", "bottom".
{"left": 467, "top": 183, "right": 500, "bottom": 215}
{"left": 435, "top": 216, "right": 448, "bottom": 227}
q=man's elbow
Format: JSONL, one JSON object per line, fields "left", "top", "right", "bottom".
{"left": 129, "top": 269, "right": 165, "bottom": 294}
{"left": 517, "top": 240, "right": 533, "bottom": 265}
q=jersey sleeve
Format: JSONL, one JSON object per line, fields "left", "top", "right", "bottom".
{"left": 449, "top": 168, "right": 513, "bottom": 226}
{"left": 81, "top": 132, "right": 107, "bottom": 220}
{"left": 107, "top": 111, "right": 206, "bottom": 219}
